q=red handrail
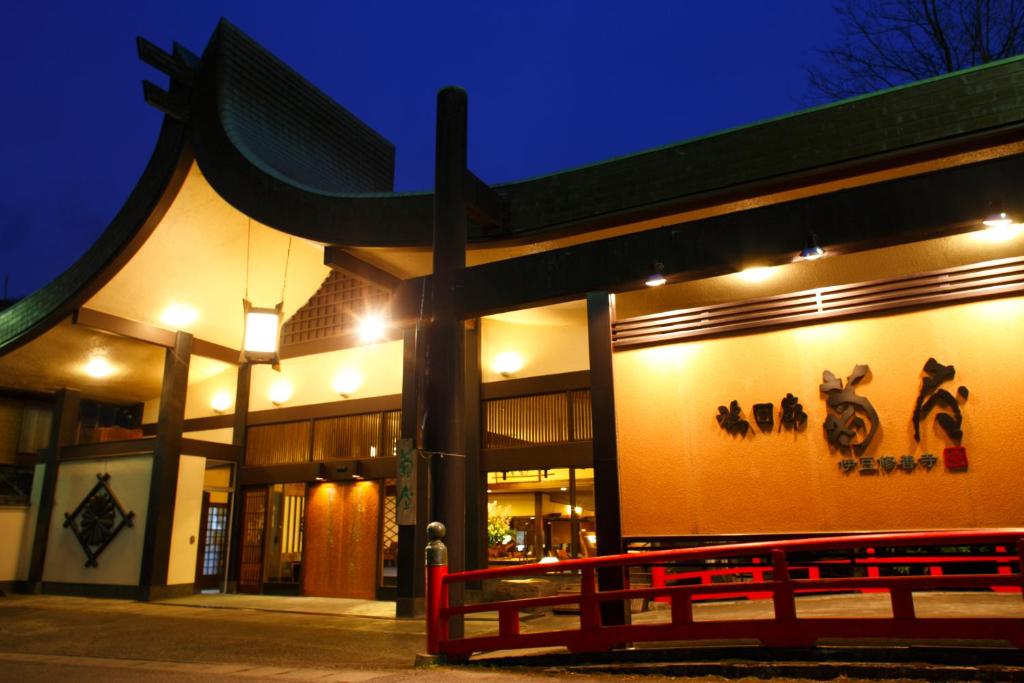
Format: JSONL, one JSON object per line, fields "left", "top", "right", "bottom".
{"left": 425, "top": 529, "right": 1024, "bottom": 659}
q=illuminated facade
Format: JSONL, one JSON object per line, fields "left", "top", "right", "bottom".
{"left": 1, "top": 20, "right": 1023, "bottom": 615}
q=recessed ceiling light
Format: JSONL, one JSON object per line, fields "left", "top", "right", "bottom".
{"left": 160, "top": 303, "right": 199, "bottom": 328}
{"left": 357, "top": 314, "right": 387, "bottom": 343}
{"left": 83, "top": 356, "right": 115, "bottom": 379}
{"left": 983, "top": 211, "right": 1013, "bottom": 227}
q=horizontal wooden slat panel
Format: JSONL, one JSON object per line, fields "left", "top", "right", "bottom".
{"left": 614, "top": 256, "right": 1024, "bottom": 348}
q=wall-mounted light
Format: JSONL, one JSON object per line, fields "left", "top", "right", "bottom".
{"left": 565, "top": 505, "right": 583, "bottom": 516}
{"left": 983, "top": 210, "right": 1014, "bottom": 227}
{"left": 357, "top": 313, "right": 387, "bottom": 343}
{"left": 242, "top": 299, "right": 283, "bottom": 368}
{"left": 160, "top": 303, "right": 199, "bottom": 329}
{"left": 799, "top": 234, "right": 825, "bottom": 260}
{"left": 644, "top": 262, "right": 667, "bottom": 287}
{"left": 210, "top": 391, "right": 232, "bottom": 414}
{"left": 332, "top": 368, "right": 363, "bottom": 398}
{"left": 314, "top": 463, "right": 327, "bottom": 481}
{"left": 269, "top": 379, "right": 293, "bottom": 406}
{"left": 83, "top": 356, "right": 115, "bottom": 379}
{"left": 738, "top": 266, "right": 774, "bottom": 283}
{"left": 493, "top": 351, "right": 524, "bottom": 378}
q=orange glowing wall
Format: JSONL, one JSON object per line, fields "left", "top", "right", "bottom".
{"left": 614, "top": 296, "right": 1024, "bottom": 537}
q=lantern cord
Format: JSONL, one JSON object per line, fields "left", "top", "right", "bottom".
{"left": 280, "top": 237, "right": 293, "bottom": 303}
{"left": 244, "top": 217, "right": 252, "bottom": 301}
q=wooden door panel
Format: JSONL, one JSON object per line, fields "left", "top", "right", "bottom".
{"left": 238, "top": 487, "right": 268, "bottom": 593}
{"left": 303, "top": 481, "right": 380, "bottom": 599}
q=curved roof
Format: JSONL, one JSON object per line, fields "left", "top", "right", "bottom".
{"left": 194, "top": 20, "right": 1024, "bottom": 247}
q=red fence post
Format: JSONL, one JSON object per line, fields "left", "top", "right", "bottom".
{"left": 771, "top": 549, "right": 796, "bottom": 622}
{"left": 425, "top": 521, "right": 449, "bottom": 655}
{"left": 580, "top": 566, "right": 600, "bottom": 630}
{"left": 651, "top": 565, "right": 669, "bottom": 603}
{"left": 1017, "top": 539, "right": 1024, "bottom": 601}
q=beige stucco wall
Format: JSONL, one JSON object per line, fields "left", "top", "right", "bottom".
{"left": 615, "top": 296, "right": 1024, "bottom": 538}
{"left": 167, "top": 455, "right": 205, "bottom": 585}
{"left": 43, "top": 456, "right": 152, "bottom": 586}
{"left": 0, "top": 505, "right": 30, "bottom": 581}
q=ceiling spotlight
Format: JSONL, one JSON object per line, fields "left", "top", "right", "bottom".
{"left": 800, "top": 234, "right": 825, "bottom": 260}
{"left": 645, "top": 262, "right": 667, "bottom": 287}
{"left": 357, "top": 314, "right": 387, "bottom": 343}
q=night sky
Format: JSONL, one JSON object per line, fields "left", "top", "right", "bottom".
{"left": 0, "top": 1, "right": 841, "bottom": 299}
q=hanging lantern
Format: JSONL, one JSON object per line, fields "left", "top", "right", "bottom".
{"left": 241, "top": 299, "right": 283, "bottom": 369}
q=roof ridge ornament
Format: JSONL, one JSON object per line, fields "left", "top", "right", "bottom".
{"left": 137, "top": 36, "right": 195, "bottom": 121}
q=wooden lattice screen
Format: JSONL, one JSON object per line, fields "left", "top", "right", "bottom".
{"left": 281, "top": 269, "right": 390, "bottom": 348}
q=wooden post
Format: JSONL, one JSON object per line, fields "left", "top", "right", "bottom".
{"left": 27, "top": 388, "right": 80, "bottom": 588}
{"left": 423, "top": 86, "right": 469, "bottom": 637}
{"left": 586, "top": 291, "right": 628, "bottom": 626}
{"left": 397, "top": 326, "right": 430, "bottom": 617}
{"left": 139, "top": 331, "right": 192, "bottom": 598}
{"left": 464, "top": 319, "right": 485, "bottom": 572}
{"left": 225, "top": 362, "right": 251, "bottom": 593}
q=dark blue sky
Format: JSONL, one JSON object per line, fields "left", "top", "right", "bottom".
{"left": 0, "top": 1, "right": 840, "bottom": 298}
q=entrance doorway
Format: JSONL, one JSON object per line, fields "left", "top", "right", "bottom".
{"left": 486, "top": 467, "right": 595, "bottom": 564}
{"left": 195, "top": 461, "right": 233, "bottom": 591}
{"left": 236, "top": 483, "right": 307, "bottom": 594}
{"left": 303, "top": 480, "right": 380, "bottom": 599}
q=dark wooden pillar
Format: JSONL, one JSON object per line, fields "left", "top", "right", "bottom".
{"left": 464, "top": 319, "right": 485, "bottom": 572}
{"left": 397, "top": 326, "right": 429, "bottom": 617}
{"left": 139, "top": 331, "right": 192, "bottom": 598}
{"left": 424, "top": 86, "right": 469, "bottom": 637}
{"left": 225, "top": 362, "right": 251, "bottom": 593}
{"left": 586, "top": 291, "right": 628, "bottom": 626}
{"left": 27, "top": 388, "right": 80, "bottom": 588}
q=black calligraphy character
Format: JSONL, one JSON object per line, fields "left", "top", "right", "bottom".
{"left": 780, "top": 393, "right": 808, "bottom": 431}
{"left": 912, "top": 358, "right": 968, "bottom": 444}
{"left": 752, "top": 403, "right": 774, "bottom": 432}
{"left": 820, "top": 365, "right": 880, "bottom": 455}
{"left": 716, "top": 400, "right": 749, "bottom": 437}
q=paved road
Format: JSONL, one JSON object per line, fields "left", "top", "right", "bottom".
{"left": 0, "top": 595, "right": 670, "bottom": 682}
{"left": 2, "top": 593, "right": 1021, "bottom": 681}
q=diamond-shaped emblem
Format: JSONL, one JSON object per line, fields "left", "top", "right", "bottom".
{"left": 63, "top": 473, "right": 135, "bottom": 568}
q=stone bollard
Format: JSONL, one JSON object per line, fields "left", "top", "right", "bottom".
{"left": 425, "top": 521, "right": 448, "bottom": 656}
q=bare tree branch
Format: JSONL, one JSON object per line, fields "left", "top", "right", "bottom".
{"left": 805, "top": 0, "right": 1024, "bottom": 103}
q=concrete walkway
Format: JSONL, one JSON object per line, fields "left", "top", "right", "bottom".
{"left": 158, "top": 593, "right": 400, "bottom": 619}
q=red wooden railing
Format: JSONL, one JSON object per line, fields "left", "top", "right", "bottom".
{"left": 650, "top": 545, "right": 1023, "bottom": 601}
{"left": 426, "top": 529, "right": 1024, "bottom": 659}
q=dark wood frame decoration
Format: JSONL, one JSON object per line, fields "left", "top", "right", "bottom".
{"left": 613, "top": 256, "right": 1024, "bottom": 348}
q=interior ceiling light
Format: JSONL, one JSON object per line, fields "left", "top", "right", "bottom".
{"left": 357, "top": 313, "right": 387, "bottom": 343}
{"left": 738, "top": 266, "right": 774, "bottom": 283}
{"left": 210, "top": 391, "right": 232, "bottom": 414}
{"left": 269, "top": 379, "right": 293, "bottom": 406}
{"left": 800, "top": 234, "right": 825, "bottom": 260}
{"left": 160, "top": 303, "right": 199, "bottom": 329}
{"left": 645, "top": 261, "right": 667, "bottom": 287}
{"left": 332, "top": 368, "right": 363, "bottom": 398}
{"left": 493, "top": 351, "right": 524, "bottom": 378}
{"left": 83, "top": 356, "right": 115, "bottom": 379}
